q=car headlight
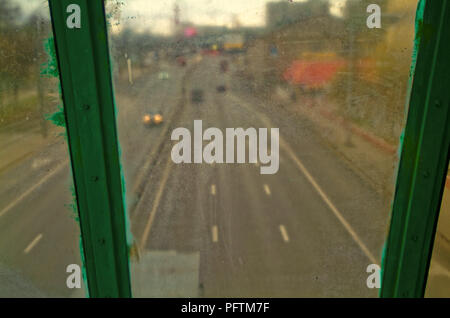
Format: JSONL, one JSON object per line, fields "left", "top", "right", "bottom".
{"left": 153, "top": 114, "right": 163, "bottom": 124}
{"left": 143, "top": 114, "right": 151, "bottom": 124}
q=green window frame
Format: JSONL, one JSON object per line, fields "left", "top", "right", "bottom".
{"left": 48, "top": 0, "right": 131, "bottom": 298}
{"left": 47, "top": 0, "right": 449, "bottom": 298}
{"left": 380, "top": 0, "right": 450, "bottom": 298}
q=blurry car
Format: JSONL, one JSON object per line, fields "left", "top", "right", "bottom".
{"left": 216, "top": 85, "right": 227, "bottom": 93}
{"left": 191, "top": 89, "right": 204, "bottom": 103}
{"left": 142, "top": 112, "right": 164, "bottom": 127}
{"left": 220, "top": 60, "right": 229, "bottom": 73}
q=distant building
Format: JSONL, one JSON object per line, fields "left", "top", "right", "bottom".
{"left": 266, "top": 0, "right": 329, "bottom": 30}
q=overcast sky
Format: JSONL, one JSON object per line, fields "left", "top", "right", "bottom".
{"left": 15, "top": 0, "right": 347, "bottom": 34}
{"left": 111, "top": 0, "right": 348, "bottom": 35}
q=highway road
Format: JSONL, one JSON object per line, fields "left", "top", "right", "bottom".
{"left": 2, "top": 0, "right": 448, "bottom": 299}
{"left": 126, "top": 55, "right": 389, "bottom": 297}
{"left": 0, "top": 61, "right": 185, "bottom": 297}
{"left": 0, "top": 54, "right": 391, "bottom": 297}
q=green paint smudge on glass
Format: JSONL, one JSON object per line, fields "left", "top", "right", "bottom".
{"left": 65, "top": 184, "right": 79, "bottom": 222}
{"left": 45, "top": 103, "right": 66, "bottom": 127}
{"left": 41, "top": 37, "right": 67, "bottom": 128}
{"left": 79, "top": 235, "right": 90, "bottom": 297}
{"left": 40, "top": 35, "right": 88, "bottom": 296}
{"left": 41, "top": 37, "right": 59, "bottom": 78}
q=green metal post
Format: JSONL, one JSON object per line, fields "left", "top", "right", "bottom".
{"left": 48, "top": 0, "right": 131, "bottom": 297}
{"left": 381, "top": 0, "right": 450, "bottom": 297}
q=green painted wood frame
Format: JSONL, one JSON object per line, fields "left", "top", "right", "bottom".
{"left": 47, "top": 0, "right": 449, "bottom": 297}
{"left": 48, "top": 0, "right": 131, "bottom": 297}
{"left": 380, "top": 0, "right": 450, "bottom": 297}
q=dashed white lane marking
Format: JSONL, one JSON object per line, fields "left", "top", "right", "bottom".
{"left": 212, "top": 225, "right": 218, "bottom": 243}
{"left": 0, "top": 161, "right": 68, "bottom": 219}
{"left": 279, "top": 225, "right": 290, "bottom": 243}
{"left": 31, "top": 158, "right": 51, "bottom": 170}
{"left": 211, "top": 184, "right": 216, "bottom": 196}
{"left": 230, "top": 93, "right": 377, "bottom": 264}
{"left": 24, "top": 233, "right": 43, "bottom": 254}
{"left": 263, "top": 184, "right": 271, "bottom": 196}
{"left": 140, "top": 157, "right": 173, "bottom": 250}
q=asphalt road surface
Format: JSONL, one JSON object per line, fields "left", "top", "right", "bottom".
{"left": 0, "top": 54, "right": 391, "bottom": 297}
{"left": 127, "top": 55, "right": 388, "bottom": 298}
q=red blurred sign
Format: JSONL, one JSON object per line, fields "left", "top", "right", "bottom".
{"left": 184, "top": 27, "right": 197, "bottom": 38}
{"left": 283, "top": 59, "right": 346, "bottom": 89}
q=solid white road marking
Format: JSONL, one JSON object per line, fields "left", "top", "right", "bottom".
{"left": 0, "top": 161, "right": 68, "bottom": 219}
{"left": 140, "top": 157, "right": 173, "bottom": 250}
{"left": 264, "top": 184, "right": 271, "bottom": 196}
{"left": 211, "top": 184, "right": 216, "bottom": 196}
{"left": 230, "top": 93, "right": 377, "bottom": 264}
{"left": 282, "top": 140, "right": 377, "bottom": 264}
{"left": 24, "top": 233, "right": 43, "bottom": 254}
{"left": 279, "top": 225, "right": 290, "bottom": 243}
{"left": 212, "top": 225, "right": 218, "bottom": 243}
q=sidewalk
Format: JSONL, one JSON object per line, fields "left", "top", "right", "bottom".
{"left": 280, "top": 92, "right": 399, "bottom": 200}
{"left": 0, "top": 121, "right": 64, "bottom": 175}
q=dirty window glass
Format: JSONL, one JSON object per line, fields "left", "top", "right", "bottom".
{"left": 106, "top": 0, "right": 419, "bottom": 297}
{"left": 0, "top": 0, "right": 85, "bottom": 297}
{"left": 425, "top": 164, "right": 450, "bottom": 298}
